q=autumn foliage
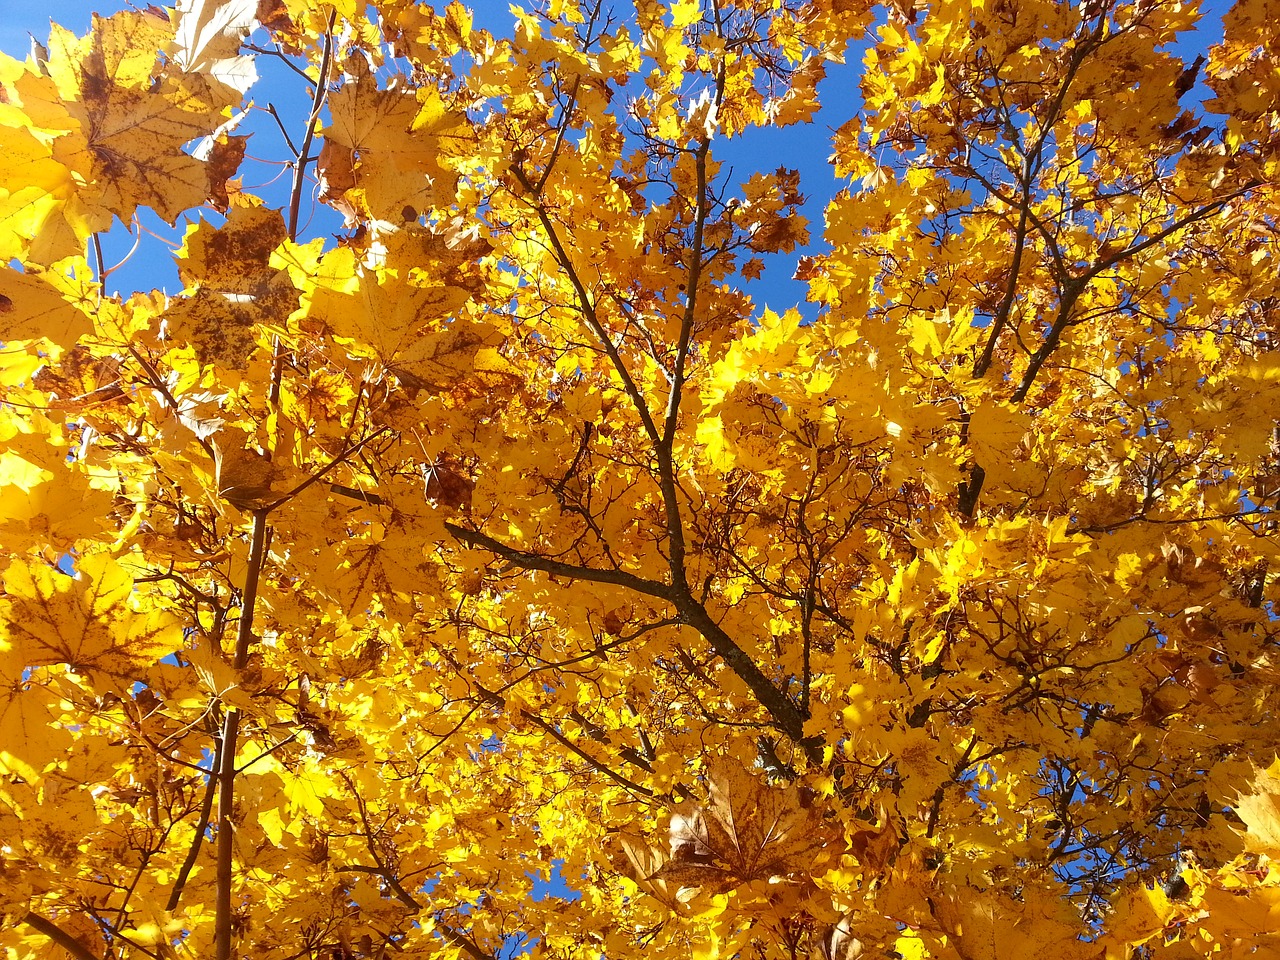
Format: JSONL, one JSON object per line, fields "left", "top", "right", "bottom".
{"left": 2, "top": 0, "right": 1280, "bottom": 957}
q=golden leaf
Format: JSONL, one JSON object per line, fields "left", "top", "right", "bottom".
{"left": 0, "top": 553, "right": 183, "bottom": 677}
{"left": 321, "top": 55, "right": 471, "bottom": 221}
{"left": 1233, "top": 758, "right": 1280, "bottom": 854}
{"left": 0, "top": 262, "right": 95, "bottom": 352}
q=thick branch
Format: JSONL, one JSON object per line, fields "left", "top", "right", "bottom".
{"left": 214, "top": 507, "right": 270, "bottom": 960}
{"left": 925, "top": 736, "right": 979, "bottom": 839}
{"left": 677, "top": 595, "right": 820, "bottom": 763}
{"left": 974, "top": 193, "right": 1033, "bottom": 379}
{"left": 447, "top": 523, "right": 818, "bottom": 761}
{"left": 22, "top": 913, "right": 100, "bottom": 960}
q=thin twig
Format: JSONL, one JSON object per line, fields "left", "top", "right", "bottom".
{"left": 266, "top": 103, "right": 301, "bottom": 158}
{"left": 1010, "top": 188, "right": 1253, "bottom": 402}
{"left": 509, "top": 164, "right": 662, "bottom": 445}
{"left": 263, "top": 427, "right": 391, "bottom": 510}
{"left": 520, "top": 710, "right": 655, "bottom": 797}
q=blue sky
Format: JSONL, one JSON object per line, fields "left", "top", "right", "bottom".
{"left": 1, "top": 0, "right": 861, "bottom": 311}
{"left": 1, "top": 1, "right": 1234, "bottom": 313}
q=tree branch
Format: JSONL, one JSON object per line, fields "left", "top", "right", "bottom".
{"left": 22, "top": 912, "right": 100, "bottom": 960}
{"left": 341, "top": 774, "right": 492, "bottom": 960}
{"left": 1011, "top": 189, "right": 1252, "bottom": 402}
{"left": 677, "top": 597, "right": 819, "bottom": 763}
{"left": 287, "top": 11, "right": 336, "bottom": 241}
{"left": 973, "top": 24, "right": 1103, "bottom": 379}
{"left": 520, "top": 710, "right": 655, "bottom": 798}
{"left": 214, "top": 507, "right": 270, "bottom": 960}
{"left": 447, "top": 522, "right": 818, "bottom": 761}
{"left": 657, "top": 127, "right": 716, "bottom": 588}
{"left": 509, "top": 164, "right": 662, "bottom": 446}
{"left": 444, "top": 522, "right": 674, "bottom": 602}
{"left": 166, "top": 730, "right": 222, "bottom": 911}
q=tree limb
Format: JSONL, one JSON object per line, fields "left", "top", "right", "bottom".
{"left": 445, "top": 522, "right": 674, "bottom": 602}
{"left": 520, "top": 710, "right": 656, "bottom": 798}
{"left": 22, "top": 912, "right": 100, "bottom": 960}
{"left": 215, "top": 507, "right": 270, "bottom": 960}
{"left": 1011, "top": 189, "right": 1253, "bottom": 402}
{"left": 166, "top": 730, "right": 222, "bottom": 911}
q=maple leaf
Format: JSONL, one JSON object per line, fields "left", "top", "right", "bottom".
{"left": 0, "top": 261, "right": 96, "bottom": 352}
{"left": 320, "top": 55, "right": 472, "bottom": 222}
{"left": 1232, "top": 758, "right": 1280, "bottom": 854}
{"left": 650, "top": 758, "right": 833, "bottom": 894}
{"left": 0, "top": 647, "right": 75, "bottom": 781}
{"left": 0, "top": 554, "right": 183, "bottom": 678}
{"left": 0, "top": 9, "right": 243, "bottom": 266}
{"left": 171, "top": 0, "right": 259, "bottom": 95}
{"left": 0, "top": 410, "right": 118, "bottom": 553}
{"left": 302, "top": 230, "right": 504, "bottom": 394}
{"left": 164, "top": 206, "right": 296, "bottom": 370}
{"left": 2, "top": 3, "right": 1279, "bottom": 959}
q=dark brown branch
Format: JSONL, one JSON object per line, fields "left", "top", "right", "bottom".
{"left": 341, "top": 775, "right": 491, "bottom": 960}
{"left": 444, "top": 522, "right": 674, "bottom": 602}
{"left": 926, "top": 736, "right": 979, "bottom": 839}
{"left": 520, "top": 710, "right": 655, "bottom": 798}
{"left": 1011, "top": 189, "right": 1252, "bottom": 402}
{"left": 568, "top": 708, "right": 656, "bottom": 773}
{"left": 91, "top": 233, "right": 106, "bottom": 284}
{"left": 265, "top": 102, "right": 301, "bottom": 159}
{"left": 235, "top": 733, "right": 299, "bottom": 774}
{"left": 214, "top": 507, "right": 270, "bottom": 960}
{"left": 509, "top": 164, "right": 662, "bottom": 445}
{"left": 127, "top": 344, "right": 217, "bottom": 464}
{"left": 286, "top": 11, "right": 336, "bottom": 241}
{"left": 677, "top": 596, "right": 819, "bottom": 763}
{"left": 263, "top": 427, "right": 391, "bottom": 510}
{"left": 535, "top": 76, "right": 581, "bottom": 196}
{"left": 957, "top": 464, "right": 986, "bottom": 519}
{"left": 166, "top": 732, "right": 222, "bottom": 911}
{"left": 445, "top": 537, "right": 817, "bottom": 761}
{"left": 657, "top": 124, "right": 717, "bottom": 586}
{"left": 974, "top": 194, "right": 1032, "bottom": 379}
{"left": 973, "top": 24, "right": 1103, "bottom": 378}
{"left": 22, "top": 912, "right": 100, "bottom": 960}
{"left": 551, "top": 422, "right": 593, "bottom": 499}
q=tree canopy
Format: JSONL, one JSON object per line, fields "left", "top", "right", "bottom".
{"left": 2, "top": 0, "right": 1280, "bottom": 958}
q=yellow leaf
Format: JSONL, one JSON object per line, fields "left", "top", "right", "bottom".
{"left": 1, "top": 553, "right": 183, "bottom": 677}
{"left": 670, "top": 0, "right": 702, "bottom": 29}
{"left": 1233, "top": 758, "right": 1280, "bottom": 854}
{"left": 321, "top": 57, "right": 470, "bottom": 221}
{"left": 0, "top": 262, "right": 95, "bottom": 352}
{"left": 0, "top": 645, "right": 74, "bottom": 780}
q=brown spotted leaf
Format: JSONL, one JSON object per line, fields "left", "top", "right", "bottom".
{"left": 0, "top": 553, "right": 183, "bottom": 678}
